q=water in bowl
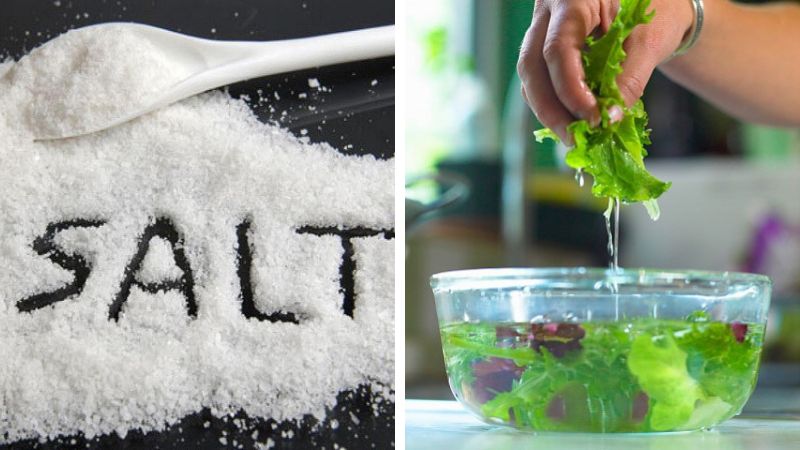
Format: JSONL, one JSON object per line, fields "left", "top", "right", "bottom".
{"left": 440, "top": 313, "right": 764, "bottom": 433}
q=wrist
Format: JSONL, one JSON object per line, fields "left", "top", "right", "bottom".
{"left": 675, "top": 0, "right": 701, "bottom": 55}
{"left": 661, "top": 0, "right": 727, "bottom": 69}
{"left": 645, "top": 0, "right": 699, "bottom": 66}
{"left": 675, "top": 0, "right": 697, "bottom": 45}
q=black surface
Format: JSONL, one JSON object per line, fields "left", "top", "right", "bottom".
{"left": 0, "top": 1, "right": 394, "bottom": 448}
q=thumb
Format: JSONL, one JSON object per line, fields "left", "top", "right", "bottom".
{"left": 616, "top": 46, "right": 657, "bottom": 108}
{"left": 616, "top": 7, "right": 685, "bottom": 108}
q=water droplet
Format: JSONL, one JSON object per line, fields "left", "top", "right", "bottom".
{"left": 575, "top": 168, "right": 585, "bottom": 187}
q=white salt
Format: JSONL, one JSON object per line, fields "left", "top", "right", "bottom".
{"left": 0, "top": 25, "right": 394, "bottom": 444}
{"left": 9, "top": 24, "right": 193, "bottom": 138}
{"left": 308, "top": 77, "right": 320, "bottom": 89}
{"left": 135, "top": 237, "right": 184, "bottom": 284}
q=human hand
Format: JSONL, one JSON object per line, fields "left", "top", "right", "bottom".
{"left": 517, "top": 0, "right": 695, "bottom": 144}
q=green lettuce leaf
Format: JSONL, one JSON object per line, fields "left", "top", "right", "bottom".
{"left": 677, "top": 321, "right": 762, "bottom": 413}
{"left": 627, "top": 333, "right": 703, "bottom": 430}
{"left": 535, "top": 0, "right": 671, "bottom": 212}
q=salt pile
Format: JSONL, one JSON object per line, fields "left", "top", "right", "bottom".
{"left": 18, "top": 24, "right": 194, "bottom": 138}
{"left": 0, "top": 25, "right": 394, "bottom": 444}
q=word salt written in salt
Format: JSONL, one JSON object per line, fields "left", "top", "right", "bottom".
{"left": 0, "top": 25, "right": 394, "bottom": 444}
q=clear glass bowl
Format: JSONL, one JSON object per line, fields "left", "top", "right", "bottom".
{"left": 431, "top": 268, "right": 772, "bottom": 433}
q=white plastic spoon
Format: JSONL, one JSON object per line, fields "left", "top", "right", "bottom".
{"left": 32, "top": 23, "right": 394, "bottom": 141}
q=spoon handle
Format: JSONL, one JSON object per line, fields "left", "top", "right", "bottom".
{"left": 221, "top": 26, "right": 394, "bottom": 81}
{"left": 158, "top": 26, "right": 394, "bottom": 113}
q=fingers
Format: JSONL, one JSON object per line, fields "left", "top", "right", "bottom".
{"left": 617, "top": 54, "right": 654, "bottom": 109}
{"left": 616, "top": 0, "right": 692, "bottom": 107}
{"left": 543, "top": 3, "right": 600, "bottom": 125}
{"left": 518, "top": 8, "right": 576, "bottom": 144}
{"left": 599, "top": 0, "right": 620, "bottom": 33}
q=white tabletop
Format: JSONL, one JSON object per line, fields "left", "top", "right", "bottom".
{"left": 406, "top": 399, "right": 800, "bottom": 450}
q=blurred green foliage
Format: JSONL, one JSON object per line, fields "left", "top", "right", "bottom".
{"left": 422, "top": 26, "right": 475, "bottom": 74}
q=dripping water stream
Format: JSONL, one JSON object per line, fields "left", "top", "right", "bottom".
{"left": 602, "top": 196, "right": 622, "bottom": 321}
{"left": 613, "top": 197, "right": 620, "bottom": 270}
{"left": 575, "top": 168, "right": 585, "bottom": 187}
{"left": 576, "top": 170, "right": 622, "bottom": 318}
{"left": 603, "top": 198, "right": 621, "bottom": 271}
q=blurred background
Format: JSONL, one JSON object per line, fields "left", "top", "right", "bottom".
{"left": 405, "top": 0, "right": 800, "bottom": 400}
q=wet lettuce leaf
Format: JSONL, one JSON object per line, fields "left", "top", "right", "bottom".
{"left": 627, "top": 333, "right": 703, "bottom": 430}
{"left": 534, "top": 0, "right": 670, "bottom": 215}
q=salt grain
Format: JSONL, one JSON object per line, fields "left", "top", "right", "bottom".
{"left": 0, "top": 25, "right": 394, "bottom": 444}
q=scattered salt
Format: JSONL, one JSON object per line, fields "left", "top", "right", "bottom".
{"left": 0, "top": 25, "right": 394, "bottom": 444}
{"left": 308, "top": 77, "right": 320, "bottom": 89}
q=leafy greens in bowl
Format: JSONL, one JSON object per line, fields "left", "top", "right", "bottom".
{"left": 431, "top": 268, "right": 771, "bottom": 432}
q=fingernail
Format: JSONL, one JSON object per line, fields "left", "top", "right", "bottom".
{"left": 588, "top": 110, "right": 600, "bottom": 127}
{"left": 580, "top": 80, "right": 596, "bottom": 101}
{"left": 608, "top": 105, "right": 623, "bottom": 123}
{"left": 562, "top": 129, "right": 575, "bottom": 146}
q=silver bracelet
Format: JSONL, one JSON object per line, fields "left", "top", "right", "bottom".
{"left": 672, "top": 0, "right": 704, "bottom": 57}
